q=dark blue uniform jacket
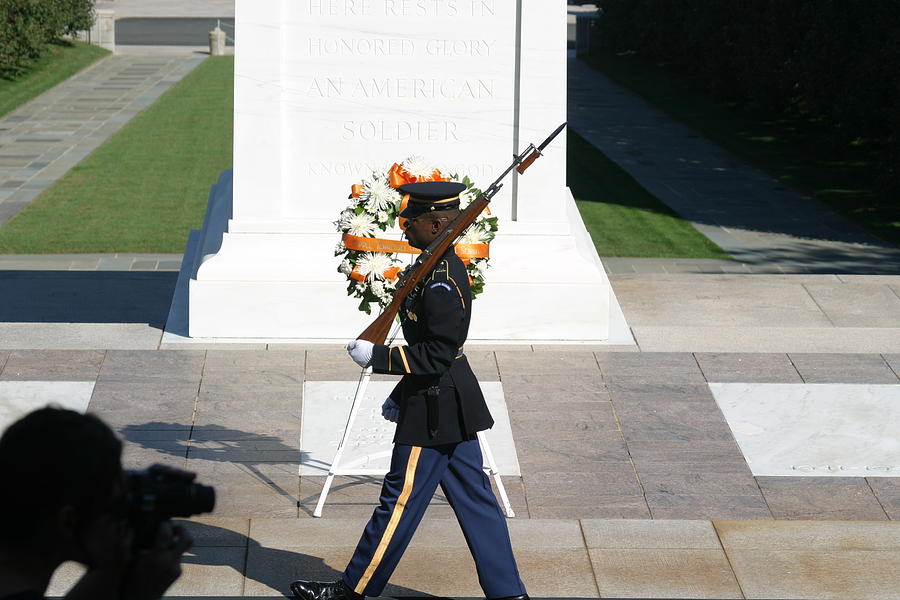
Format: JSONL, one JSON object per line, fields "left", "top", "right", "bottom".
{"left": 370, "top": 247, "right": 494, "bottom": 446}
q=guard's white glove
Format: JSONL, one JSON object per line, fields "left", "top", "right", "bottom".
{"left": 346, "top": 339, "right": 374, "bottom": 368}
{"left": 381, "top": 397, "right": 399, "bottom": 423}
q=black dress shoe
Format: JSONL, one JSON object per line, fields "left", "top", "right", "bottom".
{"left": 290, "top": 579, "right": 363, "bottom": 600}
{"left": 489, "top": 595, "right": 530, "bottom": 600}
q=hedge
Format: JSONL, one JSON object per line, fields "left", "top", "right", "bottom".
{"left": 593, "top": 0, "right": 900, "bottom": 190}
{"left": 0, "top": 0, "right": 94, "bottom": 76}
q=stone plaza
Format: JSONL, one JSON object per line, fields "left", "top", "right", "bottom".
{"left": 1, "top": 2, "right": 900, "bottom": 599}
{"left": 1, "top": 344, "right": 899, "bottom": 598}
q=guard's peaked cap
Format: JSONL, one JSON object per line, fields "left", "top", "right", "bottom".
{"left": 398, "top": 181, "right": 467, "bottom": 218}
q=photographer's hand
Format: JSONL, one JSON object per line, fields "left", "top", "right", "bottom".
{"left": 123, "top": 520, "right": 194, "bottom": 600}
{"left": 64, "top": 515, "right": 133, "bottom": 600}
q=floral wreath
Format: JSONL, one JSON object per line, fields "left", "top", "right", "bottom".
{"left": 335, "top": 156, "right": 499, "bottom": 314}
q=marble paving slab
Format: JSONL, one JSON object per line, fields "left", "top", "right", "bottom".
{"left": 709, "top": 383, "right": 900, "bottom": 477}
{"left": 301, "top": 381, "right": 519, "bottom": 476}
{"left": 0, "top": 381, "right": 96, "bottom": 434}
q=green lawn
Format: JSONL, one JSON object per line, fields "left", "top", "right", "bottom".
{"left": 0, "top": 40, "right": 109, "bottom": 118}
{"left": 585, "top": 53, "right": 900, "bottom": 246}
{"left": 0, "top": 51, "right": 723, "bottom": 258}
{"left": 0, "top": 56, "right": 234, "bottom": 253}
{"left": 569, "top": 130, "right": 729, "bottom": 258}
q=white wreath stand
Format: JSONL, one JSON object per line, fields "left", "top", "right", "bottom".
{"left": 311, "top": 366, "right": 515, "bottom": 518}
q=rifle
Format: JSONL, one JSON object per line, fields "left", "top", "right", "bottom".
{"left": 357, "top": 122, "right": 567, "bottom": 344}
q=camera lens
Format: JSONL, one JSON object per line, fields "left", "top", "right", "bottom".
{"left": 189, "top": 483, "right": 216, "bottom": 516}
{"left": 157, "top": 482, "right": 216, "bottom": 518}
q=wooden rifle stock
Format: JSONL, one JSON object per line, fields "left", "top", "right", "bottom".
{"left": 357, "top": 195, "right": 490, "bottom": 344}
{"left": 516, "top": 149, "right": 541, "bottom": 174}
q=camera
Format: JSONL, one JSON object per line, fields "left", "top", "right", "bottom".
{"left": 122, "top": 467, "right": 216, "bottom": 549}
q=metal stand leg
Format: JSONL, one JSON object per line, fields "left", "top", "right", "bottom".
{"left": 477, "top": 430, "right": 515, "bottom": 518}
{"left": 312, "top": 366, "right": 373, "bottom": 518}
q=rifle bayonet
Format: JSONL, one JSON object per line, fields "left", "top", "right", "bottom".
{"left": 516, "top": 121, "right": 567, "bottom": 174}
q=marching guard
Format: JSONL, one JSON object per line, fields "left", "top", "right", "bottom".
{"left": 291, "top": 181, "right": 529, "bottom": 600}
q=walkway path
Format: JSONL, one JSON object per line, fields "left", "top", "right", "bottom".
{"left": 0, "top": 54, "right": 204, "bottom": 226}
{"left": 0, "top": 253, "right": 182, "bottom": 271}
{"left": 568, "top": 56, "right": 900, "bottom": 273}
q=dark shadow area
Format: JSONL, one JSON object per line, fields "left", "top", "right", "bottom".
{"left": 567, "top": 57, "right": 900, "bottom": 272}
{"left": 116, "top": 17, "right": 235, "bottom": 46}
{"left": 725, "top": 242, "right": 900, "bottom": 274}
{"left": 121, "top": 422, "right": 300, "bottom": 505}
{"left": 0, "top": 270, "right": 176, "bottom": 325}
{"left": 567, "top": 119, "right": 900, "bottom": 271}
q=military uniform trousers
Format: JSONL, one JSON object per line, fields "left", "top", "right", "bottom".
{"left": 342, "top": 440, "right": 526, "bottom": 598}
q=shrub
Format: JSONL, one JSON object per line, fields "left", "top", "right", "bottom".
{"left": 0, "top": 0, "right": 95, "bottom": 76}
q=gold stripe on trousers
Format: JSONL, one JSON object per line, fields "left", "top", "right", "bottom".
{"left": 354, "top": 446, "right": 422, "bottom": 594}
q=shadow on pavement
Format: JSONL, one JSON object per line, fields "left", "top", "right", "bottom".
{"left": 174, "top": 521, "right": 442, "bottom": 599}
{"left": 0, "top": 271, "right": 176, "bottom": 325}
{"left": 120, "top": 422, "right": 449, "bottom": 520}
{"left": 725, "top": 241, "right": 900, "bottom": 273}
{"left": 121, "top": 422, "right": 300, "bottom": 500}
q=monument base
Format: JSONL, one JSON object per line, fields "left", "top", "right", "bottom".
{"left": 165, "top": 170, "right": 633, "bottom": 344}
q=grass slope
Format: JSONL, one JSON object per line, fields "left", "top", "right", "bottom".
{"left": 0, "top": 40, "right": 109, "bottom": 118}
{"left": 569, "top": 130, "right": 729, "bottom": 258}
{"left": 585, "top": 53, "right": 900, "bottom": 246}
{"left": 0, "top": 52, "right": 723, "bottom": 258}
{"left": 0, "top": 56, "right": 233, "bottom": 253}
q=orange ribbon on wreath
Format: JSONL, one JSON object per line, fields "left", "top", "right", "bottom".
{"left": 387, "top": 163, "right": 450, "bottom": 188}
{"left": 342, "top": 232, "right": 489, "bottom": 283}
{"left": 349, "top": 265, "right": 402, "bottom": 283}
{"left": 344, "top": 165, "right": 492, "bottom": 285}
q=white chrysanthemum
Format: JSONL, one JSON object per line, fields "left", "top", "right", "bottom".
{"left": 355, "top": 252, "right": 394, "bottom": 281}
{"left": 364, "top": 179, "right": 400, "bottom": 212}
{"left": 341, "top": 212, "right": 378, "bottom": 237}
{"left": 459, "top": 224, "right": 489, "bottom": 245}
{"left": 355, "top": 282, "right": 368, "bottom": 293}
{"left": 376, "top": 210, "right": 389, "bottom": 222}
{"left": 403, "top": 156, "right": 436, "bottom": 179}
{"left": 335, "top": 241, "right": 345, "bottom": 254}
{"left": 370, "top": 279, "right": 390, "bottom": 302}
{"left": 473, "top": 259, "right": 488, "bottom": 274}
{"left": 339, "top": 259, "right": 353, "bottom": 275}
{"left": 458, "top": 188, "right": 476, "bottom": 209}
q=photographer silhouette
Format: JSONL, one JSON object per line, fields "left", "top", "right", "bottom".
{"left": 0, "top": 408, "right": 203, "bottom": 600}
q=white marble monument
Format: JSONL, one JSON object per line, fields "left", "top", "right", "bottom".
{"left": 174, "top": 0, "right": 631, "bottom": 343}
